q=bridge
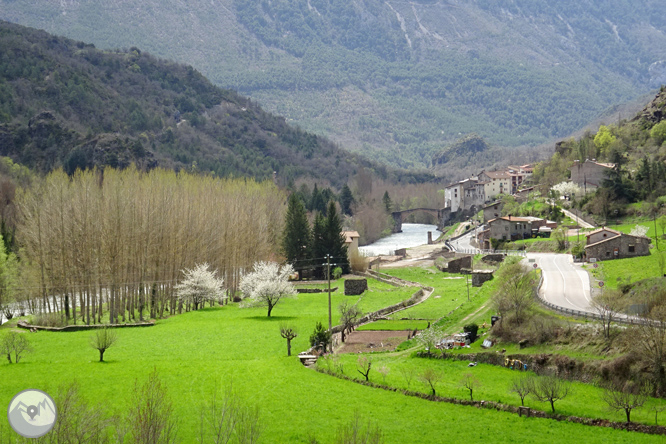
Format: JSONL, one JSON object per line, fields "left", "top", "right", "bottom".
{"left": 391, "top": 208, "right": 451, "bottom": 233}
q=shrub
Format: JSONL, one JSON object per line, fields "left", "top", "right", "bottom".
{"left": 309, "top": 321, "right": 331, "bottom": 353}
{"left": 31, "top": 312, "right": 66, "bottom": 327}
{"left": 463, "top": 324, "right": 479, "bottom": 343}
{"left": 650, "top": 120, "right": 666, "bottom": 144}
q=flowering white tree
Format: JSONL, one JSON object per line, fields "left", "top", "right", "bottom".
{"left": 551, "top": 181, "right": 582, "bottom": 198}
{"left": 175, "top": 263, "right": 226, "bottom": 310}
{"left": 630, "top": 224, "right": 649, "bottom": 237}
{"left": 239, "top": 261, "right": 297, "bottom": 317}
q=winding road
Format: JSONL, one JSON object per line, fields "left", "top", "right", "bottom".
{"left": 528, "top": 253, "right": 594, "bottom": 314}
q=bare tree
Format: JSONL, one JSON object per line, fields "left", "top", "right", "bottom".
{"left": 198, "top": 383, "right": 262, "bottom": 444}
{"left": 334, "top": 411, "right": 384, "bottom": 444}
{"left": 127, "top": 369, "right": 178, "bottom": 444}
{"left": 50, "top": 381, "right": 113, "bottom": 443}
{"left": 175, "top": 263, "right": 226, "bottom": 311}
{"left": 279, "top": 324, "right": 298, "bottom": 357}
{"left": 357, "top": 356, "right": 372, "bottom": 382}
{"left": 637, "top": 306, "right": 666, "bottom": 394}
{"left": 600, "top": 379, "right": 649, "bottom": 423}
{"left": 510, "top": 375, "right": 533, "bottom": 406}
{"left": 419, "top": 368, "right": 442, "bottom": 397}
{"left": 460, "top": 373, "right": 481, "bottom": 401}
{"left": 529, "top": 375, "right": 571, "bottom": 413}
{"left": 590, "top": 289, "right": 625, "bottom": 339}
{"left": 1, "top": 331, "right": 31, "bottom": 363}
{"left": 399, "top": 366, "right": 416, "bottom": 390}
{"left": 90, "top": 327, "right": 118, "bottom": 362}
{"left": 377, "top": 365, "right": 389, "bottom": 385}
{"left": 339, "top": 301, "right": 362, "bottom": 343}
{"left": 650, "top": 405, "right": 666, "bottom": 425}
{"left": 239, "top": 262, "right": 297, "bottom": 317}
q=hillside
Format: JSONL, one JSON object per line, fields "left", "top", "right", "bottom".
{"left": 532, "top": 87, "right": 666, "bottom": 220}
{"left": 1, "top": 1, "right": 665, "bottom": 169}
{"left": 0, "top": 21, "right": 432, "bottom": 186}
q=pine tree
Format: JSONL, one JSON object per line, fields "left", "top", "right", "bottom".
{"left": 339, "top": 184, "right": 354, "bottom": 216}
{"left": 282, "top": 194, "right": 311, "bottom": 274}
{"left": 382, "top": 191, "right": 393, "bottom": 213}
{"left": 311, "top": 211, "right": 327, "bottom": 278}
{"left": 310, "top": 184, "right": 326, "bottom": 214}
{"left": 323, "top": 201, "right": 349, "bottom": 274}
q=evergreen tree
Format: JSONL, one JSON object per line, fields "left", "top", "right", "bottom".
{"left": 282, "top": 194, "right": 311, "bottom": 274}
{"left": 323, "top": 201, "right": 350, "bottom": 274}
{"left": 339, "top": 184, "right": 355, "bottom": 216}
{"left": 311, "top": 211, "right": 327, "bottom": 278}
{"left": 382, "top": 191, "right": 393, "bottom": 213}
{"left": 310, "top": 184, "right": 326, "bottom": 214}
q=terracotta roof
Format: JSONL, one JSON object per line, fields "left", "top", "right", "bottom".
{"left": 488, "top": 216, "right": 532, "bottom": 224}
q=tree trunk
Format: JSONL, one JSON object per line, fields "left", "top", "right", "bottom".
{"left": 550, "top": 400, "right": 555, "bottom": 412}
{"left": 99, "top": 349, "right": 105, "bottom": 362}
{"left": 267, "top": 303, "right": 273, "bottom": 317}
{"left": 626, "top": 409, "right": 631, "bottom": 423}
{"left": 287, "top": 339, "right": 292, "bottom": 357}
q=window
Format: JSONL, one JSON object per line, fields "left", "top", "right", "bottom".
{"left": 628, "top": 245, "right": 635, "bottom": 253}
{"left": 606, "top": 251, "right": 610, "bottom": 257}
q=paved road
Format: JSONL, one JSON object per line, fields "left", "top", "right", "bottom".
{"left": 561, "top": 208, "right": 595, "bottom": 229}
{"left": 448, "top": 226, "right": 481, "bottom": 253}
{"left": 527, "top": 252, "right": 594, "bottom": 313}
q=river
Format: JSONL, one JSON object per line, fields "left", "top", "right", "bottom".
{"left": 359, "top": 223, "right": 439, "bottom": 256}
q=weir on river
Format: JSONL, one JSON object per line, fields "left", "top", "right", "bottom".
{"left": 359, "top": 223, "right": 439, "bottom": 257}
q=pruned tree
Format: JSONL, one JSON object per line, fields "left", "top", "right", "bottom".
{"left": 175, "top": 263, "right": 226, "bottom": 311}
{"left": 510, "top": 375, "right": 533, "bottom": 406}
{"left": 650, "top": 405, "right": 666, "bottom": 426}
{"left": 127, "top": 369, "right": 178, "bottom": 444}
{"left": 357, "top": 356, "right": 372, "bottom": 382}
{"left": 460, "top": 373, "right": 481, "bottom": 401}
{"left": 90, "top": 327, "right": 118, "bottom": 362}
{"left": 279, "top": 324, "right": 298, "bottom": 357}
{"left": 529, "top": 375, "right": 571, "bottom": 413}
{"left": 1, "top": 330, "right": 32, "bottom": 363}
{"left": 339, "top": 301, "right": 362, "bottom": 343}
{"left": 377, "top": 366, "right": 389, "bottom": 385}
{"left": 590, "top": 289, "right": 625, "bottom": 339}
{"left": 600, "top": 379, "right": 649, "bottom": 423}
{"left": 334, "top": 411, "right": 384, "bottom": 444}
{"left": 239, "top": 261, "right": 297, "bottom": 317}
{"left": 399, "top": 366, "right": 416, "bottom": 390}
{"left": 419, "top": 368, "right": 441, "bottom": 397}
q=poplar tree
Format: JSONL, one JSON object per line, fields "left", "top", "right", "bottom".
{"left": 339, "top": 184, "right": 354, "bottom": 216}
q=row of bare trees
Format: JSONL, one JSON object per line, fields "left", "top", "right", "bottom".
{"left": 12, "top": 167, "right": 285, "bottom": 324}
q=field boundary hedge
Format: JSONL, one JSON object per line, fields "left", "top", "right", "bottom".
{"left": 17, "top": 319, "right": 155, "bottom": 332}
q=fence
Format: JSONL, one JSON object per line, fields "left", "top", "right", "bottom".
{"left": 533, "top": 271, "right": 656, "bottom": 326}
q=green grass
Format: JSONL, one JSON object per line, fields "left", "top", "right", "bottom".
{"left": 330, "top": 353, "right": 666, "bottom": 426}
{"left": 378, "top": 267, "right": 489, "bottom": 322}
{"left": 589, "top": 246, "right": 662, "bottom": 289}
{"left": 1, "top": 277, "right": 663, "bottom": 442}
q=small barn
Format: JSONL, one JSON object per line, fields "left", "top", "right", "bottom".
{"left": 584, "top": 227, "right": 651, "bottom": 261}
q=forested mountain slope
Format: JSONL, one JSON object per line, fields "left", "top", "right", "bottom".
{"left": 0, "top": 21, "right": 430, "bottom": 186}
{"left": 2, "top": 0, "right": 665, "bottom": 169}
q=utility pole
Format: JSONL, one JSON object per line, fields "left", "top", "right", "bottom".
{"left": 327, "top": 254, "right": 332, "bottom": 331}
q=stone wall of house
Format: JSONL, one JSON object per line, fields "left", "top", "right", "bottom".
{"left": 585, "top": 235, "right": 651, "bottom": 261}
{"left": 481, "top": 254, "right": 505, "bottom": 264}
{"left": 472, "top": 271, "right": 494, "bottom": 287}
{"left": 344, "top": 278, "right": 368, "bottom": 295}
{"left": 438, "top": 255, "right": 473, "bottom": 273}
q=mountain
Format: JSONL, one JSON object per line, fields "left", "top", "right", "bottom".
{"left": 0, "top": 21, "right": 432, "bottom": 186}
{"left": 1, "top": 1, "right": 665, "bottom": 169}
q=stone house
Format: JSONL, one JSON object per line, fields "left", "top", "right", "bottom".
{"left": 482, "top": 201, "right": 503, "bottom": 223}
{"left": 478, "top": 171, "right": 512, "bottom": 198}
{"left": 444, "top": 178, "right": 485, "bottom": 212}
{"left": 584, "top": 227, "right": 651, "bottom": 261}
{"left": 570, "top": 160, "right": 615, "bottom": 194}
{"left": 477, "top": 216, "right": 532, "bottom": 248}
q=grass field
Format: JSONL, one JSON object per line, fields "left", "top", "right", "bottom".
{"left": 1, "top": 274, "right": 664, "bottom": 442}
{"left": 328, "top": 353, "right": 666, "bottom": 426}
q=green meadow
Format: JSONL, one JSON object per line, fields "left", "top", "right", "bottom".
{"left": 0, "top": 273, "right": 663, "bottom": 443}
